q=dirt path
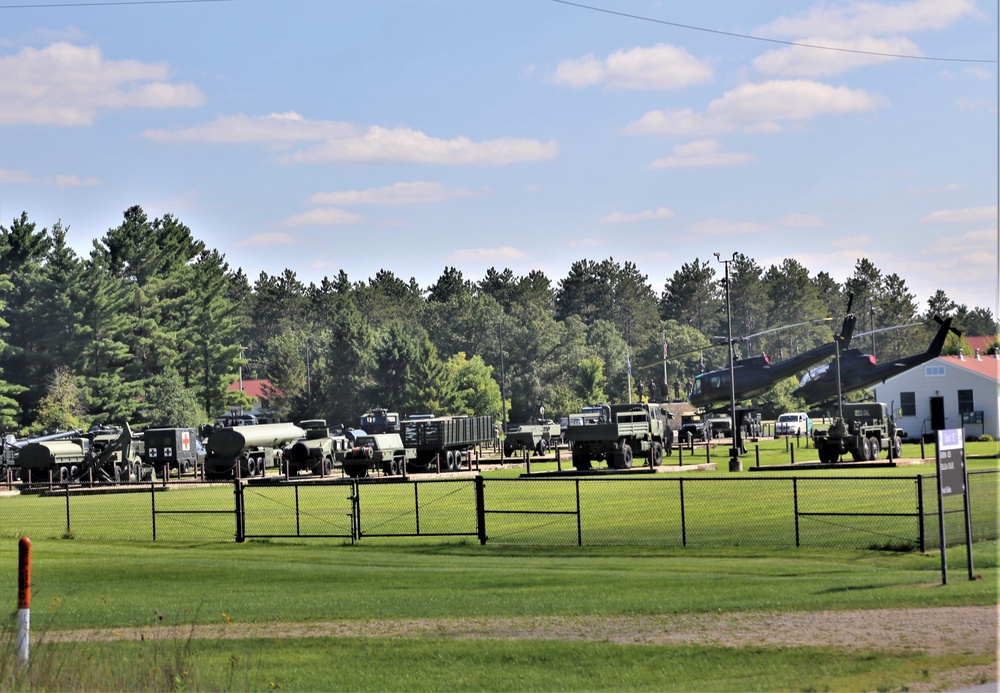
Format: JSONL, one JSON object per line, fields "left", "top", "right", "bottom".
{"left": 38, "top": 605, "right": 997, "bottom": 654}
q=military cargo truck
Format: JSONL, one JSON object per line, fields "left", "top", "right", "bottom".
{"left": 400, "top": 414, "right": 493, "bottom": 472}
{"left": 337, "top": 432, "right": 415, "bottom": 477}
{"left": 566, "top": 402, "right": 673, "bottom": 470}
{"left": 812, "top": 402, "right": 904, "bottom": 463}
{"left": 358, "top": 408, "right": 401, "bottom": 434}
{"left": 503, "top": 419, "right": 560, "bottom": 457}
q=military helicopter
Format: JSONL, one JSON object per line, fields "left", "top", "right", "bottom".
{"left": 687, "top": 312, "right": 856, "bottom": 409}
{"left": 793, "top": 315, "right": 958, "bottom": 405}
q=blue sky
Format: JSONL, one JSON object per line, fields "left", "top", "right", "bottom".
{"left": 0, "top": 0, "right": 997, "bottom": 313}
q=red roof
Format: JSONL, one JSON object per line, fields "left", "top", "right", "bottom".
{"left": 227, "top": 379, "right": 271, "bottom": 400}
{"left": 938, "top": 354, "right": 1000, "bottom": 382}
{"left": 965, "top": 335, "right": 997, "bottom": 355}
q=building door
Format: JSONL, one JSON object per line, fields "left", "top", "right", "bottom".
{"left": 929, "top": 396, "right": 946, "bottom": 431}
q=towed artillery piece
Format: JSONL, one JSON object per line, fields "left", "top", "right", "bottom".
{"left": 503, "top": 419, "right": 559, "bottom": 457}
{"left": 204, "top": 422, "right": 304, "bottom": 479}
{"left": 400, "top": 414, "right": 493, "bottom": 472}
{"left": 284, "top": 419, "right": 349, "bottom": 476}
{"left": 17, "top": 423, "right": 146, "bottom": 483}
{"left": 336, "top": 432, "right": 415, "bottom": 478}
{"left": 2, "top": 429, "right": 83, "bottom": 479}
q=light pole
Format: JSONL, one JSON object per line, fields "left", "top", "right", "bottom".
{"left": 714, "top": 252, "right": 741, "bottom": 470}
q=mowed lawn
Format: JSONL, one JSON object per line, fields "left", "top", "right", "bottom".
{"left": 0, "top": 538, "right": 996, "bottom": 691}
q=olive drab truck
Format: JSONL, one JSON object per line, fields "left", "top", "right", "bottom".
{"left": 503, "top": 419, "right": 560, "bottom": 457}
{"left": 812, "top": 402, "right": 904, "bottom": 464}
{"left": 284, "top": 419, "right": 349, "bottom": 476}
{"left": 566, "top": 402, "right": 673, "bottom": 470}
{"left": 204, "top": 422, "right": 305, "bottom": 479}
{"left": 337, "top": 432, "right": 415, "bottom": 478}
{"left": 143, "top": 427, "right": 199, "bottom": 477}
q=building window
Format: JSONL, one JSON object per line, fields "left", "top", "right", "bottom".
{"left": 900, "top": 392, "right": 916, "bottom": 417}
{"left": 925, "top": 365, "right": 945, "bottom": 377}
{"left": 957, "top": 389, "right": 974, "bottom": 414}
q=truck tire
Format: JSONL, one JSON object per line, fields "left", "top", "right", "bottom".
{"left": 892, "top": 436, "right": 903, "bottom": 459}
{"left": 536, "top": 439, "right": 548, "bottom": 457}
{"left": 650, "top": 441, "right": 663, "bottom": 467}
{"left": 860, "top": 437, "right": 872, "bottom": 462}
{"left": 621, "top": 444, "right": 633, "bottom": 469}
{"left": 571, "top": 450, "right": 591, "bottom": 470}
{"left": 503, "top": 443, "right": 514, "bottom": 458}
{"left": 868, "top": 437, "right": 880, "bottom": 460}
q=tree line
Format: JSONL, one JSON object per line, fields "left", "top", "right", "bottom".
{"left": 0, "top": 206, "right": 995, "bottom": 434}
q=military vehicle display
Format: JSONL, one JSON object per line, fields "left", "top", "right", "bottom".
{"left": 679, "top": 411, "right": 730, "bottom": 441}
{"left": 503, "top": 419, "right": 559, "bottom": 457}
{"left": 142, "top": 427, "right": 199, "bottom": 477}
{"left": 812, "top": 402, "right": 903, "bottom": 463}
{"left": 567, "top": 402, "right": 672, "bottom": 470}
{"left": 400, "top": 414, "right": 493, "bottom": 472}
{"left": 794, "top": 316, "right": 958, "bottom": 404}
{"left": 284, "top": 419, "right": 348, "bottom": 476}
{"left": 204, "top": 422, "right": 304, "bottom": 479}
{"left": 2, "top": 429, "right": 82, "bottom": 480}
{"left": 337, "top": 432, "right": 415, "bottom": 477}
{"left": 17, "top": 424, "right": 143, "bottom": 483}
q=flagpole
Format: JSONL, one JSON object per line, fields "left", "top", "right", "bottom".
{"left": 662, "top": 332, "right": 668, "bottom": 399}
{"left": 627, "top": 351, "right": 632, "bottom": 403}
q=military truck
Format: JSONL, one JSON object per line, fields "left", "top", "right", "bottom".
{"left": 400, "top": 414, "right": 493, "bottom": 472}
{"left": 812, "top": 402, "right": 904, "bottom": 463}
{"left": 566, "top": 402, "right": 673, "bottom": 470}
{"left": 337, "top": 432, "right": 415, "bottom": 478}
{"left": 204, "top": 422, "right": 304, "bottom": 479}
{"left": 358, "top": 408, "right": 401, "bottom": 434}
{"left": 503, "top": 419, "right": 560, "bottom": 457}
{"left": 142, "top": 427, "right": 199, "bottom": 477}
{"left": 284, "top": 419, "right": 349, "bottom": 476}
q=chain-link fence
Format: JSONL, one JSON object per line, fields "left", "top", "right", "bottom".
{"left": 0, "top": 470, "right": 995, "bottom": 550}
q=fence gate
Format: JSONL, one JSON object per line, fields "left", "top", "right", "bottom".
{"left": 239, "top": 480, "right": 356, "bottom": 541}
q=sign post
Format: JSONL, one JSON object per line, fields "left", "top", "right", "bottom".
{"left": 935, "top": 429, "right": 974, "bottom": 584}
{"left": 17, "top": 536, "right": 31, "bottom": 669}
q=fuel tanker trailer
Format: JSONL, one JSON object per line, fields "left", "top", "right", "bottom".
{"left": 204, "top": 422, "right": 304, "bottom": 479}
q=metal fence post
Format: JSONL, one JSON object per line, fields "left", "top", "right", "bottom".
{"left": 793, "top": 477, "right": 800, "bottom": 547}
{"left": 916, "top": 475, "right": 925, "bottom": 552}
{"left": 679, "top": 477, "right": 687, "bottom": 546}
{"left": 575, "top": 479, "right": 582, "bottom": 547}
{"left": 475, "top": 475, "right": 487, "bottom": 545}
{"left": 234, "top": 480, "right": 245, "bottom": 543}
{"left": 64, "top": 484, "right": 71, "bottom": 538}
{"left": 151, "top": 482, "right": 157, "bottom": 541}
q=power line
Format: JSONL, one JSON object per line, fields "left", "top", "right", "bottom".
{"left": 550, "top": 0, "right": 997, "bottom": 65}
{"left": 0, "top": 0, "right": 234, "bottom": 8}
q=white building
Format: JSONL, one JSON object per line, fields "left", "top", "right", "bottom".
{"left": 873, "top": 351, "right": 1000, "bottom": 440}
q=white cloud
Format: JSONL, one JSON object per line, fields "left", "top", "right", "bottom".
{"left": 238, "top": 232, "right": 297, "bottom": 247}
{"left": 647, "top": 139, "right": 755, "bottom": 169}
{"left": 144, "top": 112, "right": 357, "bottom": 143}
{"left": 147, "top": 115, "right": 558, "bottom": 165}
{"left": 568, "top": 238, "right": 607, "bottom": 248}
{"left": 446, "top": 246, "right": 530, "bottom": 263}
{"left": 753, "top": 36, "right": 921, "bottom": 77}
{"left": 625, "top": 80, "right": 886, "bottom": 137}
{"left": 0, "top": 42, "right": 203, "bottom": 125}
{"left": 599, "top": 207, "right": 675, "bottom": 223}
{"left": 781, "top": 213, "right": 829, "bottom": 228}
{"left": 963, "top": 67, "right": 994, "bottom": 81}
{"left": 757, "top": 0, "right": 979, "bottom": 39}
{"left": 0, "top": 168, "right": 101, "bottom": 187}
{"left": 280, "top": 208, "right": 365, "bottom": 227}
{"left": 921, "top": 205, "right": 998, "bottom": 224}
{"left": 280, "top": 126, "right": 558, "bottom": 165}
{"left": 550, "top": 43, "right": 712, "bottom": 90}
{"left": 688, "top": 219, "right": 768, "bottom": 235}
{"left": 307, "top": 181, "right": 480, "bottom": 206}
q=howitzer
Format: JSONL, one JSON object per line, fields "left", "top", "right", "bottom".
{"left": 17, "top": 423, "right": 141, "bottom": 483}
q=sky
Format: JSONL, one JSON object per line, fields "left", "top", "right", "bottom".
{"left": 0, "top": 0, "right": 997, "bottom": 315}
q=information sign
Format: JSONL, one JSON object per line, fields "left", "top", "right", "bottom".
{"left": 936, "top": 429, "right": 966, "bottom": 497}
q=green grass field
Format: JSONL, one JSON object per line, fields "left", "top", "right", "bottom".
{"left": 0, "top": 439, "right": 996, "bottom": 690}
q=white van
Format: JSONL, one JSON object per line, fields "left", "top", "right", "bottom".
{"left": 775, "top": 412, "right": 812, "bottom": 436}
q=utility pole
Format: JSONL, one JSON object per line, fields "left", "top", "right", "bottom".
{"left": 715, "top": 252, "right": 741, "bottom": 471}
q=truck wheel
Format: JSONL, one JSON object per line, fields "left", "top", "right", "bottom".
{"left": 868, "top": 437, "right": 881, "bottom": 459}
{"left": 860, "top": 437, "right": 872, "bottom": 462}
{"left": 621, "top": 444, "right": 633, "bottom": 469}
{"left": 536, "top": 440, "right": 548, "bottom": 457}
{"left": 572, "top": 451, "right": 591, "bottom": 470}
{"left": 650, "top": 442, "right": 663, "bottom": 467}
{"left": 892, "top": 436, "right": 903, "bottom": 459}
{"left": 503, "top": 444, "right": 514, "bottom": 458}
